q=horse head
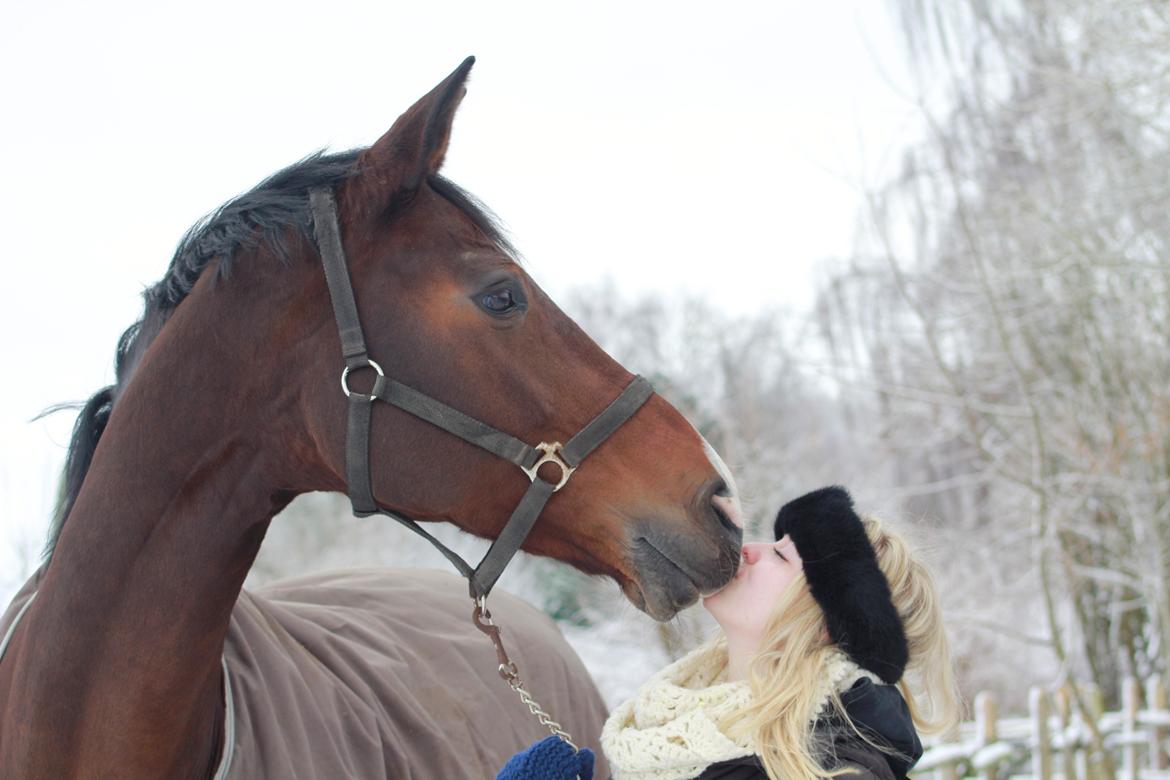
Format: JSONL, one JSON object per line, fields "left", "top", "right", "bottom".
{"left": 60, "top": 58, "right": 743, "bottom": 621}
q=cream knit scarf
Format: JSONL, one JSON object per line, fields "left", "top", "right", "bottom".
{"left": 601, "top": 644, "right": 874, "bottom": 780}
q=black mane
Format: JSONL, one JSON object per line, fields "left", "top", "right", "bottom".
{"left": 46, "top": 149, "right": 514, "bottom": 559}
{"left": 152, "top": 150, "right": 364, "bottom": 313}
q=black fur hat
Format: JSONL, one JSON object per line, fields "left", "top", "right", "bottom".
{"left": 773, "top": 486, "right": 908, "bottom": 684}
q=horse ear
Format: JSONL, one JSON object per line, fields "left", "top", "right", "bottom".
{"left": 357, "top": 56, "right": 475, "bottom": 202}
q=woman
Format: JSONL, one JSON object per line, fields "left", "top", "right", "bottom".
{"left": 599, "top": 486, "right": 960, "bottom": 780}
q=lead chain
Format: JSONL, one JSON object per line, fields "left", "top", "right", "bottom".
{"left": 473, "top": 596, "right": 579, "bottom": 752}
{"left": 501, "top": 666, "right": 579, "bottom": 751}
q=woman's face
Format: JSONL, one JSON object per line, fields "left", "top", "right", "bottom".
{"left": 702, "top": 536, "right": 804, "bottom": 639}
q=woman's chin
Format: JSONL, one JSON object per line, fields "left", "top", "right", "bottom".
{"left": 700, "top": 583, "right": 733, "bottom": 618}
{"left": 700, "top": 586, "right": 727, "bottom": 604}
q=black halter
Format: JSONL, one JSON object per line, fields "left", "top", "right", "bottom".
{"left": 309, "top": 187, "right": 654, "bottom": 601}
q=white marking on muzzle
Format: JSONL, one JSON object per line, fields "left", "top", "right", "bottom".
{"left": 701, "top": 437, "right": 744, "bottom": 529}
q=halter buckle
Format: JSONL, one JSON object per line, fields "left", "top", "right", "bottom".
{"left": 521, "top": 442, "right": 575, "bottom": 492}
{"left": 341, "top": 359, "right": 386, "bottom": 402}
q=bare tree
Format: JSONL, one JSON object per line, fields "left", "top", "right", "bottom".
{"left": 813, "top": 2, "right": 1170, "bottom": 766}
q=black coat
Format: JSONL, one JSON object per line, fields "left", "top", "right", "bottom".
{"left": 692, "top": 679, "right": 923, "bottom": 780}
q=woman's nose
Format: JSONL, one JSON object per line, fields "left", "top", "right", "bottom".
{"left": 741, "top": 542, "right": 769, "bottom": 565}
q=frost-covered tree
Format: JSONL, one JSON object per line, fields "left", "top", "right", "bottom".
{"left": 817, "top": 1, "right": 1170, "bottom": 754}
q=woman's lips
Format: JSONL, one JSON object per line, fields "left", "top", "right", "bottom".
{"left": 702, "top": 563, "right": 747, "bottom": 599}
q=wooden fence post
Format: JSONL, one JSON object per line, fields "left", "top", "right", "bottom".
{"left": 935, "top": 758, "right": 959, "bottom": 780}
{"left": 1122, "top": 677, "right": 1140, "bottom": 780}
{"left": 1080, "top": 683, "right": 1109, "bottom": 780}
{"left": 1030, "top": 687, "right": 1053, "bottom": 780}
{"left": 975, "top": 691, "right": 998, "bottom": 780}
{"left": 915, "top": 674, "right": 1170, "bottom": 780}
{"left": 1056, "top": 685, "right": 1077, "bottom": 780}
{"left": 1150, "top": 676, "right": 1169, "bottom": 771}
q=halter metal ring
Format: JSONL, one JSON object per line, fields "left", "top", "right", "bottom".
{"left": 521, "top": 442, "right": 576, "bottom": 492}
{"left": 341, "top": 359, "right": 385, "bottom": 402}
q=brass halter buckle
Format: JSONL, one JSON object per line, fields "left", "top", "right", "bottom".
{"left": 521, "top": 442, "right": 575, "bottom": 492}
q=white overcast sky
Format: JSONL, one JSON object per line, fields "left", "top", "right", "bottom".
{"left": 0, "top": 0, "right": 920, "bottom": 596}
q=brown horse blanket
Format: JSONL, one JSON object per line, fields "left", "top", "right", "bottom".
{"left": 0, "top": 568, "right": 611, "bottom": 779}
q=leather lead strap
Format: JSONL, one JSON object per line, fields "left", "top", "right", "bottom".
{"left": 310, "top": 185, "right": 653, "bottom": 600}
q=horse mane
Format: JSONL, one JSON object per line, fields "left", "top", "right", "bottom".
{"left": 46, "top": 149, "right": 515, "bottom": 560}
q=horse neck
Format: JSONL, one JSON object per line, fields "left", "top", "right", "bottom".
{"left": 0, "top": 280, "right": 297, "bottom": 778}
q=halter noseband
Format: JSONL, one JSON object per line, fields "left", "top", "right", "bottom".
{"left": 309, "top": 187, "right": 653, "bottom": 601}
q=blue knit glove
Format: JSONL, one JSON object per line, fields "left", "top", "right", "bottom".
{"left": 496, "top": 736, "right": 595, "bottom": 780}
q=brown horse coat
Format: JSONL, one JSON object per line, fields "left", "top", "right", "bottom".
{"left": 1, "top": 568, "right": 610, "bottom": 779}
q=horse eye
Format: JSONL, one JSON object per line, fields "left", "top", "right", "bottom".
{"left": 473, "top": 276, "right": 528, "bottom": 318}
{"left": 478, "top": 287, "right": 523, "bottom": 315}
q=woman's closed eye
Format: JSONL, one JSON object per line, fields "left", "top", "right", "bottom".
{"left": 774, "top": 548, "right": 787, "bottom": 561}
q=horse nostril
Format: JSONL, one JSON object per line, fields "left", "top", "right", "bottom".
{"left": 711, "top": 493, "right": 744, "bottom": 533}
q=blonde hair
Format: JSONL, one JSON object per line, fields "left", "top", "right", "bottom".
{"left": 715, "top": 515, "right": 961, "bottom": 780}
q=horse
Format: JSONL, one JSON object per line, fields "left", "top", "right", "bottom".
{"left": 0, "top": 57, "right": 743, "bottom": 779}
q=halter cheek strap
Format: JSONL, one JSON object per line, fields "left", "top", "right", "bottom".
{"left": 308, "top": 186, "right": 653, "bottom": 601}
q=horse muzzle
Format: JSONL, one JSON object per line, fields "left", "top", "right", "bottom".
{"left": 625, "top": 503, "right": 742, "bottom": 621}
